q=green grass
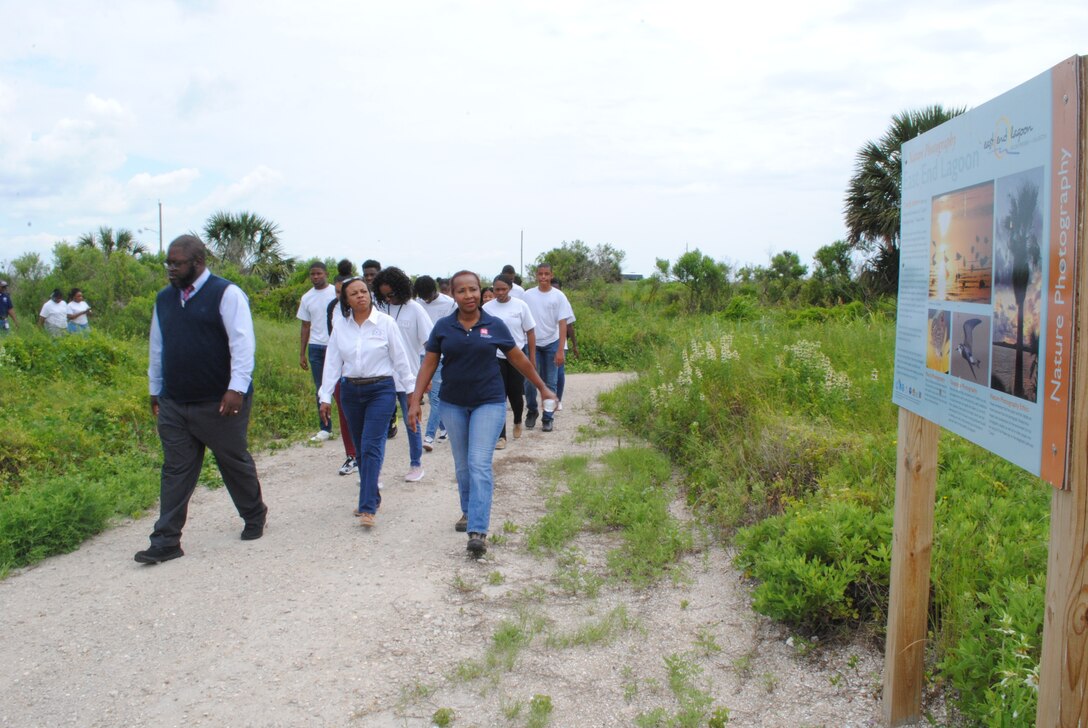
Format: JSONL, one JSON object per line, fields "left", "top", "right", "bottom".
{"left": 545, "top": 605, "right": 637, "bottom": 649}
{"left": 527, "top": 448, "right": 692, "bottom": 587}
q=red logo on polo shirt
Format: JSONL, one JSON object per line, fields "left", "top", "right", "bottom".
{"left": 479, "top": 328, "right": 492, "bottom": 338}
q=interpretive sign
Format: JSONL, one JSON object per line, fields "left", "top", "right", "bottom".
{"left": 892, "top": 57, "right": 1081, "bottom": 488}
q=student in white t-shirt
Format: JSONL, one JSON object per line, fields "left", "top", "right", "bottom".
{"left": 297, "top": 261, "right": 339, "bottom": 442}
{"left": 66, "top": 288, "right": 92, "bottom": 334}
{"left": 521, "top": 263, "right": 572, "bottom": 432}
{"left": 483, "top": 274, "right": 536, "bottom": 447}
{"left": 413, "top": 275, "right": 456, "bottom": 447}
{"left": 38, "top": 289, "right": 68, "bottom": 336}
{"left": 501, "top": 264, "right": 525, "bottom": 299}
{"left": 375, "top": 266, "right": 432, "bottom": 483}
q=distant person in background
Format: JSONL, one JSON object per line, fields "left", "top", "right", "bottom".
{"left": 66, "top": 288, "right": 92, "bottom": 334}
{"left": 0, "top": 280, "right": 18, "bottom": 334}
{"left": 438, "top": 277, "right": 451, "bottom": 297}
{"left": 319, "top": 277, "right": 416, "bottom": 528}
{"left": 298, "top": 261, "right": 338, "bottom": 442}
{"left": 135, "top": 235, "right": 267, "bottom": 564}
{"left": 483, "top": 274, "right": 536, "bottom": 448}
{"left": 413, "top": 275, "right": 455, "bottom": 450}
{"left": 38, "top": 289, "right": 68, "bottom": 336}
{"left": 407, "top": 270, "right": 556, "bottom": 558}
{"left": 481, "top": 287, "right": 495, "bottom": 304}
{"left": 501, "top": 265, "right": 525, "bottom": 298}
{"left": 362, "top": 259, "right": 382, "bottom": 293}
{"left": 521, "top": 263, "right": 572, "bottom": 432}
{"left": 374, "top": 266, "right": 432, "bottom": 483}
{"left": 327, "top": 273, "right": 358, "bottom": 476}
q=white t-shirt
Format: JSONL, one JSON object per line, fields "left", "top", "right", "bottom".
{"left": 419, "top": 293, "right": 456, "bottom": 324}
{"left": 39, "top": 299, "right": 68, "bottom": 328}
{"left": 510, "top": 283, "right": 525, "bottom": 299}
{"left": 297, "top": 285, "right": 338, "bottom": 346}
{"left": 381, "top": 298, "right": 433, "bottom": 361}
{"left": 521, "top": 287, "right": 573, "bottom": 347}
{"left": 67, "top": 300, "right": 91, "bottom": 325}
{"left": 483, "top": 297, "right": 536, "bottom": 358}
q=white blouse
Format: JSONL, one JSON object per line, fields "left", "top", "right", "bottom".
{"left": 318, "top": 307, "right": 417, "bottom": 403}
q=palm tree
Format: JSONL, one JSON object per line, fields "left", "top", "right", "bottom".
{"left": 844, "top": 105, "right": 965, "bottom": 293}
{"left": 203, "top": 211, "right": 295, "bottom": 285}
{"left": 1001, "top": 182, "right": 1041, "bottom": 398}
{"left": 76, "top": 226, "right": 147, "bottom": 258}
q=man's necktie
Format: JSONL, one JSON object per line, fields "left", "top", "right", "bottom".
{"left": 182, "top": 285, "right": 194, "bottom": 304}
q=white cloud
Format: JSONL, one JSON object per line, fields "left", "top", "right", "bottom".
{"left": 127, "top": 168, "right": 201, "bottom": 196}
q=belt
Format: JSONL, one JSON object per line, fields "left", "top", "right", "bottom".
{"left": 343, "top": 375, "right": 392, "bottom": 386}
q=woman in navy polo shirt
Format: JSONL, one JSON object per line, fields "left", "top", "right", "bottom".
{"left": 408, "top": 270, "right": 555, "bottom": 558}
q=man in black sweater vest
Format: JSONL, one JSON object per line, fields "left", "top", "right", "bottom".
{"left": 135, "top": 235, "right": 268, "bottom": 564}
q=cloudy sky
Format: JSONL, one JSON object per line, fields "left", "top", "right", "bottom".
{"left": 1, "top": 0, "right": 1084, "bottom": 279}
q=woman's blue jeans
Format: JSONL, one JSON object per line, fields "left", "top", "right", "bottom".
{"left": 441, "top": 401, "right": 506, "bottom": 534}
{"left": 340, "top": 378, "right": 397, "bottom": 515}
{"left": 395, "top": 392, "right": 423, "bottom": 467}
{"left": 424, "top": 360, "right": 445, "bottom": 439}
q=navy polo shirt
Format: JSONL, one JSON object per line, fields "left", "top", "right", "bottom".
{"left": 426, "top": 309, "right": 515, "bottom": 407}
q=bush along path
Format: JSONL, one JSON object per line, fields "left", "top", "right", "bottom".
{"left": 0, "top": 373, "right": 898, "bottom": 727}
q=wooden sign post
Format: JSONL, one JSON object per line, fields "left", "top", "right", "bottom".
{"left": 883, "top": 56, "right": 1086, "bottom": 726}
{"left": 882, "top": 409, "right": 939, "bottom": 725}
{"left": 1036, "top": 57, "right": 1088, "bottom": 728}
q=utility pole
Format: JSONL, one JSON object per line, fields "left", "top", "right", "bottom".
{"left": 520, "top": 229, "right": 523, "bottom": 278}
{"left": 158, "top": 200, "right": 163, "bottom": 256}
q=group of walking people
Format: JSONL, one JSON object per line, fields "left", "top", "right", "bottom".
{"left": 134, "top": 235, "right": 576, "bottom": 564}
{"left": 0, "top": 283, "right": 92, "bottom": 336}
{"left": 305, "top": 259, "right": 572, "bottom": 558}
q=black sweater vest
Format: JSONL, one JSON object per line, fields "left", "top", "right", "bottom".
{"left": 156, "top": 276, "right": 232, "bottom": 403}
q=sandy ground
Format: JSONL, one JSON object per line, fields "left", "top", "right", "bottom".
{"left": 0, "top": 373, "right": 898, "bottom": 727}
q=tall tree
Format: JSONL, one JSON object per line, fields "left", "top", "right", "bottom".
{"left": 76, "top": 226, "right": 147, "bottom": 258}
{"left": 532, "top": 240, "right": 625, "bottom": 286}
{"left": 1001, "top": 182, "right": 1041, "bottom": 398}
{"left": 844, "top": 105, "right": 965, "bottom": 293}
{"left": 203, "top": 211, "right": 294, "bottom": 285}
{"left": 657, "top": 249, "right": 729, "bottom": 312}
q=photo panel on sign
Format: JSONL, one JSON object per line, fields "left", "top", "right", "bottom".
{"left": 928, "top": 181, "right": 995, "bottom": 304}
{"left": 991, "top": 166, "right": 1044, "bottom": 403}
{"left": 949, "top": 312, "right": 990, "bottom": 384}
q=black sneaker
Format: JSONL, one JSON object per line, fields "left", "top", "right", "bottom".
{"left": 525, "top": 411, "right": 538, "bottom": 430}
{"left": 467, "top": 533, "right": 487, "bottom": 558}
{"left": 241, "top": 519, "right": 265, "bottom": 540}
{"left": 541, "top": 419, "right": 553, "bottom": 432}
{"left": 455, "top": 513, "right": 468, "bottom": 532}
{"left": 387, "top": 421, "right": 398, "bottom": 439}
{"left": 338, "top": 457, "right": 358, "bottom": 476}
{"left": 134, "top": 545, "right": 184, "bottom": 564}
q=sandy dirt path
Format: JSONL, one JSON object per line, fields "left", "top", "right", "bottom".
{"left": 0, "top": 373, "right": 889, "bottom": 727}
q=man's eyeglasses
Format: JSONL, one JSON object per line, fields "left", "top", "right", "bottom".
{"left": 163, "top": 259, "right": 193, "bottom": 270}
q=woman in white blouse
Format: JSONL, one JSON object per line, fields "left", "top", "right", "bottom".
{"left": 319, "top": 278, "right": 416, "bottom": 528}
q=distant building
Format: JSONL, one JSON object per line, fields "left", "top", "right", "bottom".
{"left": 621, "top": 273, "right": 644, "bottom": 281}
